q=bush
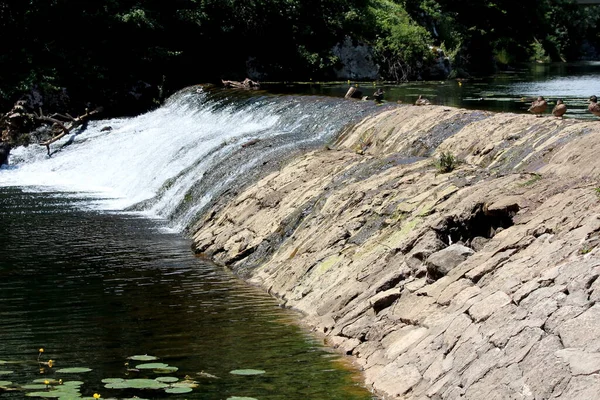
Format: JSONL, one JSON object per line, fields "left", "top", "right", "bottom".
{"left": 436, "top": 151, "right": 458, "bottom": 173}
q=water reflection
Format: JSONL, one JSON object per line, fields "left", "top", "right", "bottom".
{"left": 0, "top": 188, "right": 375, "bottom": 400}
{"left": 266, "top": 62, "right": 600, "bottom": 119}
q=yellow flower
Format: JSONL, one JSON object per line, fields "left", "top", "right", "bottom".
{"left": 93, "top": 394, "right": 101, "bottom": 399}
{"left": 38, "top": 348, "right": 44, "bottom": 353}
{"left": 44, "top": 380, "right": 49, "bottom": 385}
{"left": 58, "top": 379, "right": 63, "bottom": 385}
{"left": 47, "top": 360, "right": 53, "bottom": 368}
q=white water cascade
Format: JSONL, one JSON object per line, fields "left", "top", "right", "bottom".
{"left": 0, "top": 87, "right": 383, "bottom": 232}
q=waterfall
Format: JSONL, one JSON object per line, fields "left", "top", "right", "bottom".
{"left": 0, "top": 87, "right": 385, "bottom": 232}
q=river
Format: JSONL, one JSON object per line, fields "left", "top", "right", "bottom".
{"left": 1, "top": 62, "right": 598, "bottom": 399}
{"left": 267, "top": 61, "right": 600, "bottom": 119}
{"left": 0, "top": 91, "right": 380, "bottom": 399}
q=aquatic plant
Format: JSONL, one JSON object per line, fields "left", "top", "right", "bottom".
{"left": 1, "top": 350, "right": 269, "bottom": 399}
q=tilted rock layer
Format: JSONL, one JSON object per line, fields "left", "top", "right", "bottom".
{"left": 192, "top": 103, "right": 600, "bottom": 399}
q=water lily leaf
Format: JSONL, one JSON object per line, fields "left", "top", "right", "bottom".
{"left": 105, "top": 378, "right": 168, "bottom": 390}
{"left": 22, "top": 384, "right": 48, "bottom": 390}
{"left": 165, "top": 387, "right": 193, "bottom": 394}
{"left": 104, "top": 381, "right": 130, "bottom": 389}
{"left": 61, "top": 381, "right": 84, "bottom": 387}
{"left": 155, "top": 376, "right": 178, "bottom": 383}
{"left": 56, "top": 368, "right": 92, "bottom": 374}
{"left": 229, "top": 369, "right": 266, "bottom": 376}
{"left": 56, "top": 395, "right": 82, "bottom": 400}
{"left": 135, "top": 363, "right": 169, "bottom": 370}
{"left": 101, "top": 378, "right": 125, "bottom": 384}
{"left": 152, "top": 366, "right": 178, "bottom": 373}
{"left": 32, "top": 379, "right": 63, "bottom": 385}
{"left": 226, "top": 397, "right": 259, "bottom": 400}
{"left": 0, "top": 371, "right": 13, "bottom": 375}
{"left": 127, "top": 355, "right": 158, "bottom": 361}
{"left": 171, "top": 381, "right": 198, "bottom": 388}
{"left": 0, "top": 380, "right": 12, "bottom": 386}
{"left": 25, "top": 392, "right": 62, "bottom": 398}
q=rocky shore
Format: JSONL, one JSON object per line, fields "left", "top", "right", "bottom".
{"left": 192, "top": 103, "right": 600, "bottom": 399}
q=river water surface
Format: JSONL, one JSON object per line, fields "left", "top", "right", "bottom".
{"left": 268, "top": 62, "right": 600, "bottom": 119}
{"left": 0, "top": 187, "right": 374, "bottom": 399}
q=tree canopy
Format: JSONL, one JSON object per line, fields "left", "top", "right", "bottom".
{"left": 1, "top": 0, "right": 599, "bottom": 114}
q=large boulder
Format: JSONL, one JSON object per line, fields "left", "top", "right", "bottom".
{"left": 426, "top": 243, "right": 475, "bottom": 280}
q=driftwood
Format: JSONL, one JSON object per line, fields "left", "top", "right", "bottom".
{"left": 36, "top": 107, "right": 103, "bottom": 155}
{"left": 222, "top": 78, "right": 260, "bottom": 89}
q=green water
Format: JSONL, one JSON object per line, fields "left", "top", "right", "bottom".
{"left": 0, "top": 188, "right": 374, "bottom": 400}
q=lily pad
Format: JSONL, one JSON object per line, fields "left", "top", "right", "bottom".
{"left": 56, "top": 368, "right": 92, "bottom": 374}
{"left": 171, "top": 381, "right": 198, "bottom": 388}
{"left": 26, "top": 392, "right": 62, "bottom": 398}
{"left": 127, "top": 355, "right": 158, "bottom": 361}
{"left": 101, "top": 378, "right": 125, "bottom": 384}
{"left": 165, "top": 387, "right": 193, "bottom": 394}
{"left": 229, "top": 369, "right": 266, "bottom": 376}
{"left": 61, "top": 381, "right": 84, "bottom": 387}
{"left": 0, "top": 371, "right": 13, "bottom": 375}
{"left": 32, "top": 379, "right": 63, "bottom": 385}
{"left": 0, "top": 380, "right": 12, "bottom": 386}
{"left": 22, "top": 384, "right": 49, "bottom": 390}
{"left": 56, "top": 395, "right": 82, "bottom": 400}
{"left": 226, "top": 397, "right": 259, "bottom": 400}
{"left": 155, "top": 376, "right": 178, "bottom": 383}
{"left": 105, "top": 378, "right": 168, "bottom": 390}
{"left": 135, "top": 363, "right": 169, "bottom": 370}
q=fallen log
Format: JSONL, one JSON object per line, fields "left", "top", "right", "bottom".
{"left": 222, "top": 78, "right": 260, "bottom": 89}
{"left": 37, "top": 107, "right": 103, "bottom": 155}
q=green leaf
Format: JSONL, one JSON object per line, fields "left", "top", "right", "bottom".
{"left": 127, "top": 355, "right": 158, "bottom": 361}
{"left": 171, "top": 381, "right": 197, "bottom": 388}
{"left": 101, "top": 378, "right": 125, "bottom": 384}
{"left": 22, "top": 384, "right": 49, "bottom": 390}
{"left": 135, "top": 363, "right": 169, "bottom": 370}
{"left": 227, "top": 397, "right": 259, "bottom": 400}
{"left": 25, "top": 392, "right": 62, "bottom": 398}
{"left": 104, "top": 378, "right": 168, "bottom": 390}
{"left": 61, "top": 381, "right": 84, "bottom": 387}
{"left": 56, "top": 395, "right": 82, "bottom": 400}
{"left": 229, "top": 369, "right": 266, "bottom": 376}
{"left": 155, "top": 376, "right": 178, "bottom": 383}
{"left": 55, "top": 368, "right": 92, "bottom": 374}
{"left": 0, "top": 380, "right": 12, "bottom": 386}
{"left": 0, "top": 371, "right": 13, "bottom": 375}
{"left": 165, "top": 387, "right": 193, "bottom": 394}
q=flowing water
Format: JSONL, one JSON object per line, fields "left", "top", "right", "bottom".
{"left": 0, "top": 89, "right": 383, "bottom": 399}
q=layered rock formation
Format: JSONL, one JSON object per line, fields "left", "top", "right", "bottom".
{"left": 192, "top": 103, "right": 600, "bottom": 399}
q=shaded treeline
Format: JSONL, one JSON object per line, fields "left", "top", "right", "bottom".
{"left": 1, "top": 0, "right": 599, "bottom": 115}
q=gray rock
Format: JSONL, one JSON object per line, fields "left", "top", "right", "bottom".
{"left": 426, "top": 244, "right": 475, "bottom": 280}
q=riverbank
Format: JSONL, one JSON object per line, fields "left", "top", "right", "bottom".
{"left": 192, "top": 103, "right": 600, "bottom": 399}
